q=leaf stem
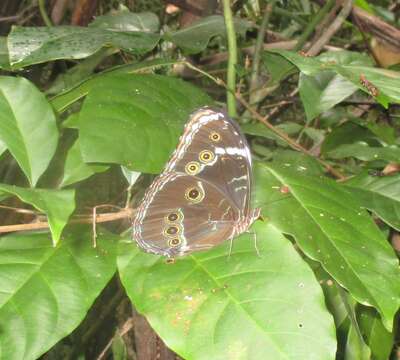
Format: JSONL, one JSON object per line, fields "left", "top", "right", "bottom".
{"left": 222, "top": 0, "right": 238, "bottom": 117}
{"left": 38, "top": 0, "right": 53, "bottom": 26}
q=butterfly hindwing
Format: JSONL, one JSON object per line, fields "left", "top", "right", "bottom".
{"left": 133, "top": 172, "right": 238, "bottom": 256}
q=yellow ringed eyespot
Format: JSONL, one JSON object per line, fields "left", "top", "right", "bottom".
{"left": 185, "top": 186, "right": 204, "bottom": 203}
{"left": 163, "top": 225, "right": 181, "bottom": 238}
{"left": 165, "top": 211, "right": 183, "bottom": 223}
{"left": 199, "top": 150, "right": 214, "bottom": 164}
{"left": 168, "top": 237, "right": 181, "bottom": 247}
{"left": 210, "top": 132, "right": 221, "bottom": 142}
{"left": 185, "top": 161, "right": 201, "bottom": 175}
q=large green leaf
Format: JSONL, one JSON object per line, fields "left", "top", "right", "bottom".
{"left": 345, "top": 172, "right": 400, "bottom": 231}
{"left": 166, "top": 15, "right": 251, "bottom": 54}
{"left": 119, "top": 222, "right": 336, "bottom": 359}
{"left": 255, "top": 163, "right": 400, "bottom": 330}
{"left": 0, "top": 184, "right": 75, "bottom": 245}
{"left": 0, "top": 227, "right": 118, "bottom": 360}
{"left": 0, "top": 77, "right": 58, "bottom": 186}
{"left": 8, "top": 26, "right": 160, "bottom": 68}
{"left": 78, "top": 74, "right": 212, "bottom": 173}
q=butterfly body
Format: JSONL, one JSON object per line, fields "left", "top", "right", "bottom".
{"left": 132, "top": 108, "right": 260, "bottom": 257}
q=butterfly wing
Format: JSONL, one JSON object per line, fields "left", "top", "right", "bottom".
{"left": 133, "top": 108, "right": 257, "bottom": 257}
{"left": 164, "top": 108, "right": 253, "bottom": 217}
{"left": 133, "top": 172, "right": 239, "bottom": 257}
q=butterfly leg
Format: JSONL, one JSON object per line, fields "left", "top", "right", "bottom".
{"left": 248, "top": 231, "right": 261, "bottom": 257}
{"left": 227, "top": 236, "right": 234, "bottom": 259}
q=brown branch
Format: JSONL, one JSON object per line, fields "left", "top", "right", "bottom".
{"left": 0, "top": 208, "right": 134, "bottom": 235}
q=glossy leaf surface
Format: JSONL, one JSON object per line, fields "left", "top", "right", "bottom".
{"left": 0, "top": 77, "right": 58, "bottom": 186}
{"left": 119, "top": 223, "right": 336, "bottom": 360}
{"left": 0, "top": 227, "right": 118, "bottom": 360}
{"left": 255, "top": 163, "right": 400, "bottom": 330}
{"left": 78, "top": 74, "right": 212, "bottom": 173}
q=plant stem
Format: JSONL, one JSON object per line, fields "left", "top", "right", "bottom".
{"left": 295, "top": 0, "right": 335, "bottom": 51}
{"left": 222, "top": 0, "right": 238, "bottom": 117}
{"left": 249, "top": 0, "right": 276, "bottom": 105}
{"left": 38, "top": 0, "right": 53, "bottom": 26}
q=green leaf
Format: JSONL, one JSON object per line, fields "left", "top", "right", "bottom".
{"left": 46, "top": 47, "right": 117, "bottom": 95}
{"left": 254, "top": 163, "right": 400, "bottom": 330}
{"left": 261, "top": 51, "right": 297, "bottom": 84}
{"left": 321, "top": 122, "right": 376, "bottom": 154}
{"left": 272, "top": 50, "right": 400, "bottom": 107}
{"left": 0, "top": 77, "right": 58, "bottom": 186}
{"left": 326, "top": 143, "right": 400, "bottom": 163}
{"left": 167, "top": 15, "right": 251, "bottom": 54}
{"left": 345, "top": 322, "right": 371, "bottom": 360}
{"left": 283, "top": 51, "right": 368, "bottom": 120}
{"left": 60, "top": 139, "right": 109, "bottom": 187}
{"left": 363, "top": 121, "right": 397, "bottom": 145}
{"left": 121, "top": 166, "right": 141, "bottom": 186}
{"left": 90, "top": 10, "right": 159, "bottom": 32}
{"left": 8, "top": 26, "right": 160, "bottom": 68}
{"left": 271, "top": 150, "right": 325, "bottom": 177}
{"left": 357, "top": 306, "right": 393, "bottom": 360}
{"left": 299, "top": 72, "right": 358, "bottom": 121}
{"left": 345, "top": 173, "right": 400, "bottom": 231}
{"left": 242, "top": 122, "right": 302, "bottom": 144}
{"left": 0, "top": 227, "right": 118, "bottom": 360}
{"left": 119, "top": 222, "right": 336, "bottom": 359}
{"left": 78, "top": 74, "right": 212, "bottom": 173}
{"left": 0, "top": 184, "right": 75, "bottom": 245}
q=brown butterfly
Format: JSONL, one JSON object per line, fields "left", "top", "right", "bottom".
{"left": 132, "top": 108, "right": 260, "bottom": 257}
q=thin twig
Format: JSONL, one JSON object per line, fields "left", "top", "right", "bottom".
{"left": 0, "top": 204, "right": 39, "bottom": 215}
{"left": 222, "top": 0, "right": 238, "bottom": 117}
{"left": 0, "top": 208, "right": 134, "bottom": 235}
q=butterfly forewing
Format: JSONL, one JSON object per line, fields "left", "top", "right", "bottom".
{"left": 165, "top": 108, "right": 253, "bottom": 215}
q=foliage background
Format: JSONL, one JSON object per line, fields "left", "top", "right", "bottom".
{"left": 0, "top": 0, "right": 399, "bottom": 359}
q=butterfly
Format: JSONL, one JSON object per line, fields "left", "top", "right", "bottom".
{"left": 132, "top": 107, "right": 260, "bottom": 257}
